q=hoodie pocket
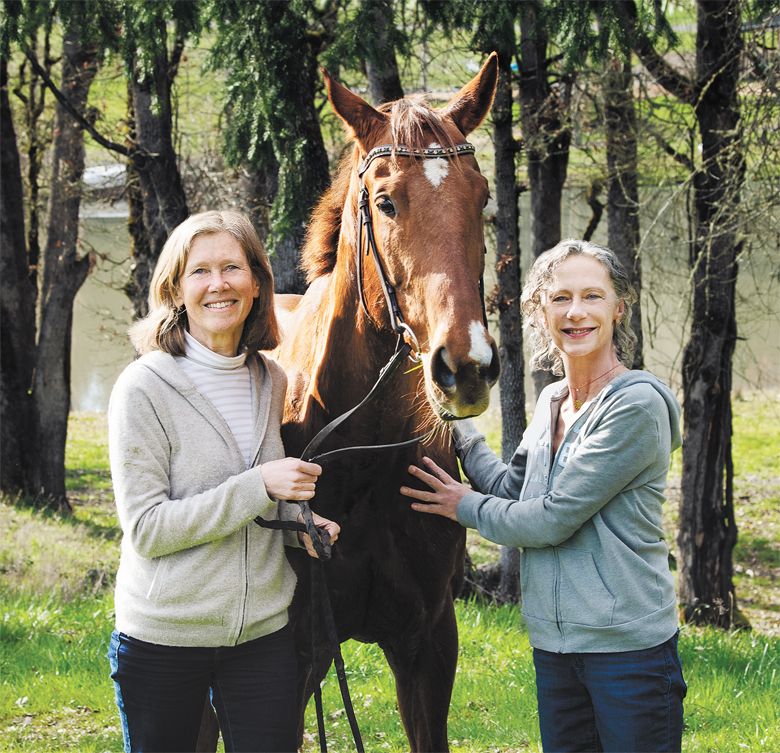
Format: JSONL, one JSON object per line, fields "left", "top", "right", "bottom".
{"left": 520, "top": 548, "right": 558, "bottom": 623}
{"left": 558, "top": 548, "right": 616, "bottom": 627}
{"left": 145, "top": 558, "right": 168, "bottom": 603}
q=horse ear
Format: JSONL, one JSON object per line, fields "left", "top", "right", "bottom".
{"left": 323, "top": 69, "right": 387, "bottom": 150}
{"left": 440, "top": 52, "right": 499, "bottom": 136}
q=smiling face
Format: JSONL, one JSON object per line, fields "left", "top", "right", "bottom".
{"left": 542, "top": 254, "right": 625, "bottom": 367}
{"left": 175, "top": 231, "right": 260, "bottom": 356}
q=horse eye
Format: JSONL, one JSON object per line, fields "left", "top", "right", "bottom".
{"left": 376, "top": 196, "right": 397, "bottom": 218}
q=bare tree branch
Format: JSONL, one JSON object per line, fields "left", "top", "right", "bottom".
{"left": 612, "top": 0, "right": 696, "bottom": 105}
{"left": 22, "top": 43, "right": 133, "bottom": 157}
{"left": 648, "top": 127, "right": 695, "bottom": 171}
{"left": 582, "top": 179, "right": 604, "bottom": 241}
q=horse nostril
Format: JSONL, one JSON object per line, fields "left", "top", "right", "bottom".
{"left": 432, "top": 347, "right": 457, "bottom": 390}
{"left": 481, "top": 342, "right": 501, "bottom": 385}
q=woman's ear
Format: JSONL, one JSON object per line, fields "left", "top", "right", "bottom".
{"left": 615, "top": 298, "right": 626, "bottom": 322}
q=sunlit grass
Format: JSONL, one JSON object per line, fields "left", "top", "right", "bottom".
{"left": 732, "top": 393, "right": 780, "bottom": 478}
{"left": 0, "top": 593, "right": 121, "bottom": 753}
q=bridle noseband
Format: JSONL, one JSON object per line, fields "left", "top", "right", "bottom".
{"left": 355, "top": 142, "right": 477, "bottom": 363}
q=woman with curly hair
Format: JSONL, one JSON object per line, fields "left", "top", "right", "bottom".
{"left": 401, "top": 239, "right": 686, "bottom": 753}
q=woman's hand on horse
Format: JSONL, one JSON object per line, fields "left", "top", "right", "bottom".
{"left": 261, "top": 457, "right": 322, "bottom": 501}
{"left": 400, "top": 457, "right": 468, "bottom": 522}
{"left": 298, "top": 512, "right": 340, "bottom": 559}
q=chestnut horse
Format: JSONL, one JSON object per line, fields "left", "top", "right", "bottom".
{"left": 276, "top": 54, "right": 500, "bottom": 752}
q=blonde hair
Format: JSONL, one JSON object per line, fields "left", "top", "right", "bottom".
{"left": 521, "top": 239, "right": 638, "bottom": 376}
{"left": 129, "top": 210, "right": 280, "bottom": 355}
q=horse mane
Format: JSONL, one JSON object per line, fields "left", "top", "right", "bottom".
{"left": 301, "top": 96, "right": 458, "bottom": 283}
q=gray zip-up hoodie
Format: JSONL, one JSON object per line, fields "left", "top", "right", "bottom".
{"left": 455, "top": 371, "right": 682, "bottom": 653}
{"left": 108, "top": 350, "right": 298, "bottom": 648}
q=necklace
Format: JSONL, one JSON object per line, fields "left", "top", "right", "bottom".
{"left": 570, "top": 363, "right": 622, "bottom": 410}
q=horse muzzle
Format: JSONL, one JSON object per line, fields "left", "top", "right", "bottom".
{"left": 424, "top": 339, "right": 500, "bottom": 420}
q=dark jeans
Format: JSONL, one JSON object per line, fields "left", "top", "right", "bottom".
{"left": 533, "top": 633, "right": 687, "bottom": 753}
{"left": 108, "top": 625, "right": 298, "bottom": 753}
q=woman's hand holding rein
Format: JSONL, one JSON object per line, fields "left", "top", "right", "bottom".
{"left": 298, "top": 511, "right": 340, "bottom": 558}
{"left": 260, "top": 458, "right": 340, "bottom": 557}
{"left": 261, "top": 457, "right": 322, "bottom": 501}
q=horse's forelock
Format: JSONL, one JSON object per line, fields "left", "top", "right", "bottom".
{"left": 384, "top": 96, "right": 458, "bottom": 153}
{"left": 301, "top": 95, "right": 462, "bottom": 283}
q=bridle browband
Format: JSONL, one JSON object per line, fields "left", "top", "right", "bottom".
{"left": 357, "top": 142, "right": 477, "bottom": 175}
{"left": 355, "top": 142, "right": 477, "bottom": 363}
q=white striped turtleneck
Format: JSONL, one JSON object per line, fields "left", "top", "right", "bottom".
{"left": 174, "top": 331, "right": 256, "bottom": 467}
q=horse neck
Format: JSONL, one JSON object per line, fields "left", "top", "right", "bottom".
{"left": 306, "top": 240, "right": 426, "bottom": 439}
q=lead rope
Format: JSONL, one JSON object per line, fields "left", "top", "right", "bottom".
{"left": 256, "top": 510, "right": 363, "bottom": 753}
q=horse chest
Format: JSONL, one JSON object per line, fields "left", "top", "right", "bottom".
{"left": 301, "top": 450, "right": 465, "bottom": 631}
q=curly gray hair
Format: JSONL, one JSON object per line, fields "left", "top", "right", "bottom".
{"left": 521, "top": 239, "right": 638, "bottom": 376}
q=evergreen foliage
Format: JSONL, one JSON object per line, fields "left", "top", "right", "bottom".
{"left": 206, "top": 0, "right": 329, "bottom": 249}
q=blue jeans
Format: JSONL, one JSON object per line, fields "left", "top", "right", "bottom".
{"left": 533, "top": 633, "right": 687, "bottom": 753}
{"left": 108, "top": 626, "right": 298, "bottom": 753}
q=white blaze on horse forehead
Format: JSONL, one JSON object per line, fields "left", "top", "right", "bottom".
{"left": 468, "top": 320, "right": 494, "bottom": 366}
{"left": 423, "top": 142, "right": 449, "bottom": 188}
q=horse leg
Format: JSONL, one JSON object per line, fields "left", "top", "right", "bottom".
{"left": 289, "top": 559, "right": 342, "bottom": 750}
{"left": 194, "top": 694, "right": 219, "bottom": 751}
{"left": 293, "top": 635, "right": 336, "bottom": 749}
{"left": 383, "top": 600, "right": 458, "bottom": 753}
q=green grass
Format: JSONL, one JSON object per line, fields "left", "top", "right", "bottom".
{"left": 306, "top": 603, "right": 540, "bottom": 752}
{"left": 680, "top": 628, "right": 779, "bottom": 751}
{"left": 1, "top": 407, "right": 778, "bottom": 751}
{"left": 732, "top": 393, "right": 780, "bottom": 478}
{"left": 0, "top": 593, "right": 120, "bottom": 753}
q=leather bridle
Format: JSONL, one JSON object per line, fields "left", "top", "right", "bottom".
{"left": 355, "top": 142, "right": 477, "bottom": 363}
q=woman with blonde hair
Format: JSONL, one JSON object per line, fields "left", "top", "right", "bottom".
{"left": 107, "top": 210, "right": 339, "bottom": 752}
{"left": 402, "top": 240, "right": 686, "bottom": 752}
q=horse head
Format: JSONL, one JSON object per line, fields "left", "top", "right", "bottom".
{"left": 312, "top": 54, "right": 501, "bottom": 421}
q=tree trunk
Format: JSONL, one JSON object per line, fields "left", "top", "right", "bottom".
{"left": 677, "top": 0, "right": 744, "bottom": 628}
{"left": 130, "top": 70, "right": 189, "bottom": 254}
{"left": 492, "top": 50, "right": 526, "bottom": 603}
{"left": 603, "top": 54, "right": 644, "bottom": 368}
{"left": 19, "top": 25, "right": 53, "bottom": 312}
{"left": 123, "top": 78, "right": 152, "bottom": 319}
{"left": 240, "top": 141, "right": 279, "bottom": 249}
{"left": 518, "top": 1, "right": 571, "bottom": 396}
{"left": 125, "top": 15, "right": 189, "bottom": 314}
{"left": 125, "top": 157, "right": 153, "bottom": 319}
{"left": 616, "top": 0, "right": 744, "bottom": 629}
{"left": 30, "top": 24, "right": 98, "bottom": 511}
{"left": 493, "top": 53, "right": 526, "bottom": 462}
{"left": 0, "top": 56, "right": 37, "bottom": 494}
{"left": 258, "top": 2, "right": 330, "bottom": 294}
{"left": 363, "top": 0, "right": 404, "bottom": 105}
